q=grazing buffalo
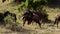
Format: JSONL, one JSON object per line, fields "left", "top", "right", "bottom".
{"left": 4, "top": 11, "right": 17, "bottom": 22}
{"left": 22, "top": 9, "right": 48, "bottom": 28}
{"left": 54, "top": 14, "right": 60, "bottom": 28}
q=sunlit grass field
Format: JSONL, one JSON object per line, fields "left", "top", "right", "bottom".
{"left": 0, "top": 0, "right": 60, "bottom": 34}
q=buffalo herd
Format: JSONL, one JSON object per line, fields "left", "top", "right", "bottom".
{"left": 22, "top": 9, "right": 60, "bottom": 28}
{"left": 0, "top": 9, "right": 60, "bottom": 28}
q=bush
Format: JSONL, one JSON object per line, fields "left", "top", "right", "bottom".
{"left": 18, "top": 0, "right": 48, "bottom": 11}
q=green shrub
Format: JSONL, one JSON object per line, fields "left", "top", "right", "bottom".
{"left": 18, "top": 0, "right": 48, "bottom": 11}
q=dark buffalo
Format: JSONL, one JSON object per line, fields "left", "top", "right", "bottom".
{"left": 22, "top": 9, "right": 48, "bottom": 28}
{"left": 4, "top": 11, "right": 17, "bottom": 22}
{"left": 22, "top": 11, "right": 41, "bottom": 28}
{"left": 54, "top": 14, "right": 60, "bottom": 28}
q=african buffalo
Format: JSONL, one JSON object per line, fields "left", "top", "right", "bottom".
{"left": 22, "top": 9, "right": 48, "bottom": 28}
{"left": 54, "top": 14, "right": 60, "bottom": 28}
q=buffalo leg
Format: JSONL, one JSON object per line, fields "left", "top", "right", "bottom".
{"left": 38, "top": 23, "right": 41, "bottom": 28}
{"left": 37, "top": 21, "right": 41, "bottom": 28}
{"left": 27, "top": 20, "right": 32, "bottom": 25}
{"left": 23, "top": 19, "right": 26, "bottom": 26}
{"left": 54, "top": 18, "right": 57, "bottom": 25}
{"left": 56, "top": 21, "right": 59, "bottom": 28}
{"left": 54, "top": 18, "right": 59, "bottom": 28}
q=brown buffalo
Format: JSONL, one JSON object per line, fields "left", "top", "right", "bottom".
{"left": 54, "top": 14, "right": 60, "bottom": 28}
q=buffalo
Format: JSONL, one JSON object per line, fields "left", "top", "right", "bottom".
{"left": 22, "top": 9, "right": 48, "bottom": 28}
{"left": 54, "top": 14, "right": 60, "bottom": 28}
